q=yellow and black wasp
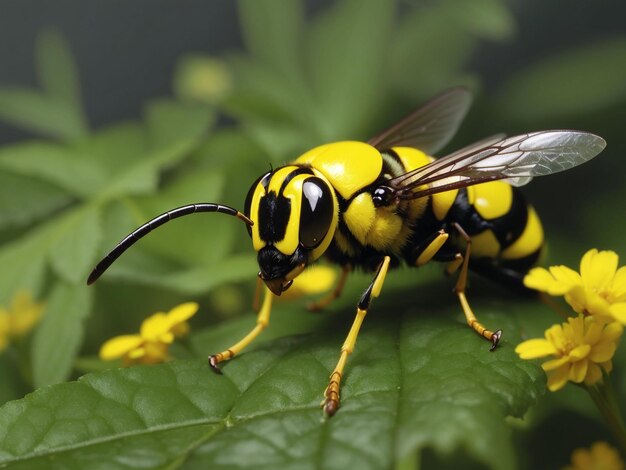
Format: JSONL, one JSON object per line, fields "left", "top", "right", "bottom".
{"left": 88, "top": 88, "right": 606, "bottom": 416}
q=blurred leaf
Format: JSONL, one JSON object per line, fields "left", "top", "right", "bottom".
{"left": 31, "top": 282, "right": 93, "bottom": 388}
{"left": 132, "top": 170, "right": 236, "bottom": 266}
{"left": 35, "top": 28, "right": 88, "bottom": 133}
{"left": 448, "top": 0, "right": 516, "bottom": 42}
{"left": 0, "top": 205, "right": 99, "bottom": 303}
{"left": 238, "top": 0, "right": 304, "bottom": 81}
{"left": 0, "top": 355, "right": 26, "bottom": 405}
{"left": 106, "top": 252, "right": 256, "bottom": 294}
{"left": 0, "top": 172, "right": 71, "bottom": 229}
{"left": 0, "top": 300, "right": 544, "bottom": 468}
{"left": 0, "top": 231, "right": 48, "bottom": 305}
{"left": 0, "top": 141, "right": 108, "bottom": 198}
{"left": 495, "top": 37, "right": 626, "bottom": 121}
{"left": 306, "top": 0, "right": 394, "bottom": 140}
{"left": 48, "top": 206, "right": 102, "bottom": 284}
{"left": 389, "top": 4, "right": 478, "bottom": 100}
{"left": 73, "top": 122, "right": 147, "bottom": 177}
{"left": 145, "top": 98, "right": 214, "bottom": 150}
{"left": 0, "top": 87, "right": 87, "bottom": 141}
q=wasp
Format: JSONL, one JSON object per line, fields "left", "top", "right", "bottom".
{"left": 88, "top": 88, "right": 606, "bottom": 416}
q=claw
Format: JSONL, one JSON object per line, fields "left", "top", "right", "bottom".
{"left": 323, "top": 398, "right": 339, "bottom": 417}
{"left": 208, "top": 355, "right": 223, "bottom": 374}
{"left": 489, "top": 329, "right": 503, "bottom": 351}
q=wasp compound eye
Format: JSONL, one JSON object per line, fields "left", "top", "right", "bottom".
{"left": 299, "top": 177, "right": 333, "bottom": 249}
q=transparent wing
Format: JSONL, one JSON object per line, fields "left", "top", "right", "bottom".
{"left": 368, "top": 87, "right": 472, "bottom": 154}
{"left": 385, "top": 130, "right": 606, "bottom": 200}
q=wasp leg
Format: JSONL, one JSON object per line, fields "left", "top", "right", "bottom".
{"left": 452, "top": 223, "right": 502, "bottom": 351}
{"left": 323, "top": 256, "right": 391, "bottom": 417}
{"left": 307, "top": 265, "right": 351, "bottom": 312}
{"left": 209, "top": 285, "right": 274, "bottom": 372}
{"left": 414, "top": 230, "right": 449, "bottom": 267}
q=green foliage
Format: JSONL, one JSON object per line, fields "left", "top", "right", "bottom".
{"left": 0, "top": 0, "right": 624, "bottom": 468}
{"left": 0, "top": 295, "right": 544, "bottom": 469}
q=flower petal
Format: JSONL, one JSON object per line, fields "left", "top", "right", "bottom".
{"left": 140, "top": 313, "right": 171, "bottom": 340}
{"left": 547, "top": 364, "right": 570, "bottom": 391}
{"left": 580, "top": 249, "right": 618, "bottom": 292}
{"left": 600, "top": 322, "right": 624, "bottom": 342}
{"left": 100, "top": 335, "right": 144, "bottom": 360}
{"left": 609, "top": 303, "right": 626, "bottom": 325}
{"left": 610, "top": 266, "right": 626, "bottom": 302}
{"left": 584, "top": 362, "right": 603, "bottom": 385}
{"left": 515, "top": 339, "right": 557, "bottom": 359}
{"left": 583, "top": 319, "right": 602, "bottom": 345}
{"left": 541, "top": 356, "right": 570, "bottom": 371}
{"left": 569, "top": 359, "right": 588, "bottom": 383}
{"left": 589, "top": 342, "right": 617, "bottom": 363}
{"left": 524, "top": 267, "right": 579, "bottom": 295}
{"left": 569, "top": 344, "right": 591, "bottom": 361}
{"left": 166, "top": 302, "right": 199, "bottom": 325}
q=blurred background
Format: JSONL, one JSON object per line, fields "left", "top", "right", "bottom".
{"left": 0, "top": 0, "right": 624, "bottom": 466}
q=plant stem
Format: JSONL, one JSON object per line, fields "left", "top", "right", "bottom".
{"left": 586, "top": 380, "right": 626, "bottom": 457}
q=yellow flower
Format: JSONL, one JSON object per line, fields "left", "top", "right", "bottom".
{"left": 0, "top": 291, "right": 44, "bottom": 353}
{"left": 525, "top": 249, "right": 626, "bottom": 324}
{"left": 100, "top": 302, "right": 198, "bottom": 366}
{"left": 279, "top": 265, "right": 337, "bottom": 301}
{"left": 515, "top": 315, "right": 622, "bottom": 391}
{"left": 564, "top": 441, "right": 624, "bottom": 470}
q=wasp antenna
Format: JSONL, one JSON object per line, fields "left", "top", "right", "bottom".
{"left": 87, "top": 203, "right": 252, "bottom": 285}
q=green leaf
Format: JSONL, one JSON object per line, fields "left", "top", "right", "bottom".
{"left": 131, "top": 170, "right": 235, "bottom": 266}
{"left": 306, "top": 0, "right": 394, "bottom": 140}
{"left": 0, "top": 87, "right": 88, "bottom": 141}
{"left": 0, "top": 232, "right": 48, "bottom": 305}
{"left": 35, "top": 28, "right": 88, "bottom": 133}
{"left": 0, "top": 141, "right": 108, "bottom": 198}
{"left": 389, "top": 3, "right": 477, "bottom": 100}
{"left": 237, "top": 0, "right": 304, "bottom": 81}
{"left": 448, "top": 0, "right": 516, "bottom": 42}
{"left": 106, "top": 252, "right": 256, "bottom": 294}
{"left": 0, "top": 171, "right": 71, "bottom": 230}
{"left": 47, "top": 206, "right": 102, "bottom": 284}
{"left": 0, "top": 294, "right": 544, "bottom": 468}
{"left": 31, "top": 282, "right": 93, "bottom": 388}
{"left": 494, "top": 37, "right": 626, "bottom": 121}
{"left": 145, "top": 99, "right": 214, "bottom": 150}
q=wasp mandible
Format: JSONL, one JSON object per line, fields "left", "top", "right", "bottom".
{"left": 88, "top": 88, "right": 606, "bottom": 416}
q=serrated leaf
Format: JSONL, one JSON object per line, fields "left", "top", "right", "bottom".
{"left": 0, "top": 171, "right": 71, "bottom": 230}
{"left": 494, "top": 37, "right": 626, "bottom": 121}
{"left": 48, "top": 206, "right": 102, "bottom": 284}
{"left": 31, "top": 282, "right": 93, "bottom": 387}
{"left": 0, "top": 88, "right": 87, "bottom": 141}
{"left": 0, "top": 293, "right": 544, "bottom": 469}
{"left": 35, "top": 28, "right": 87, "bottom": 133}
{"left": 306, "top": 0, "right": 393, "bottom": 140}
{"left": 0, "top": 141, "right": 108, "bottom": 198}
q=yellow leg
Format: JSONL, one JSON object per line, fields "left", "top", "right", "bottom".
{"left": 452, "top": 223, "right": 502, "bottom": 351}
{"left": 209, "top": 285, "right": 274, "bottom": 372}
{"left": 323, "top": 256, "right": 391, "bottom": 416}
{"left": 307, "top": 265, "right": 351, "bottom": 312}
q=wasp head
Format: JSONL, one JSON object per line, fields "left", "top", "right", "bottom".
{"left": 244, "top": 166, "right": 338, "bottom": 296}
